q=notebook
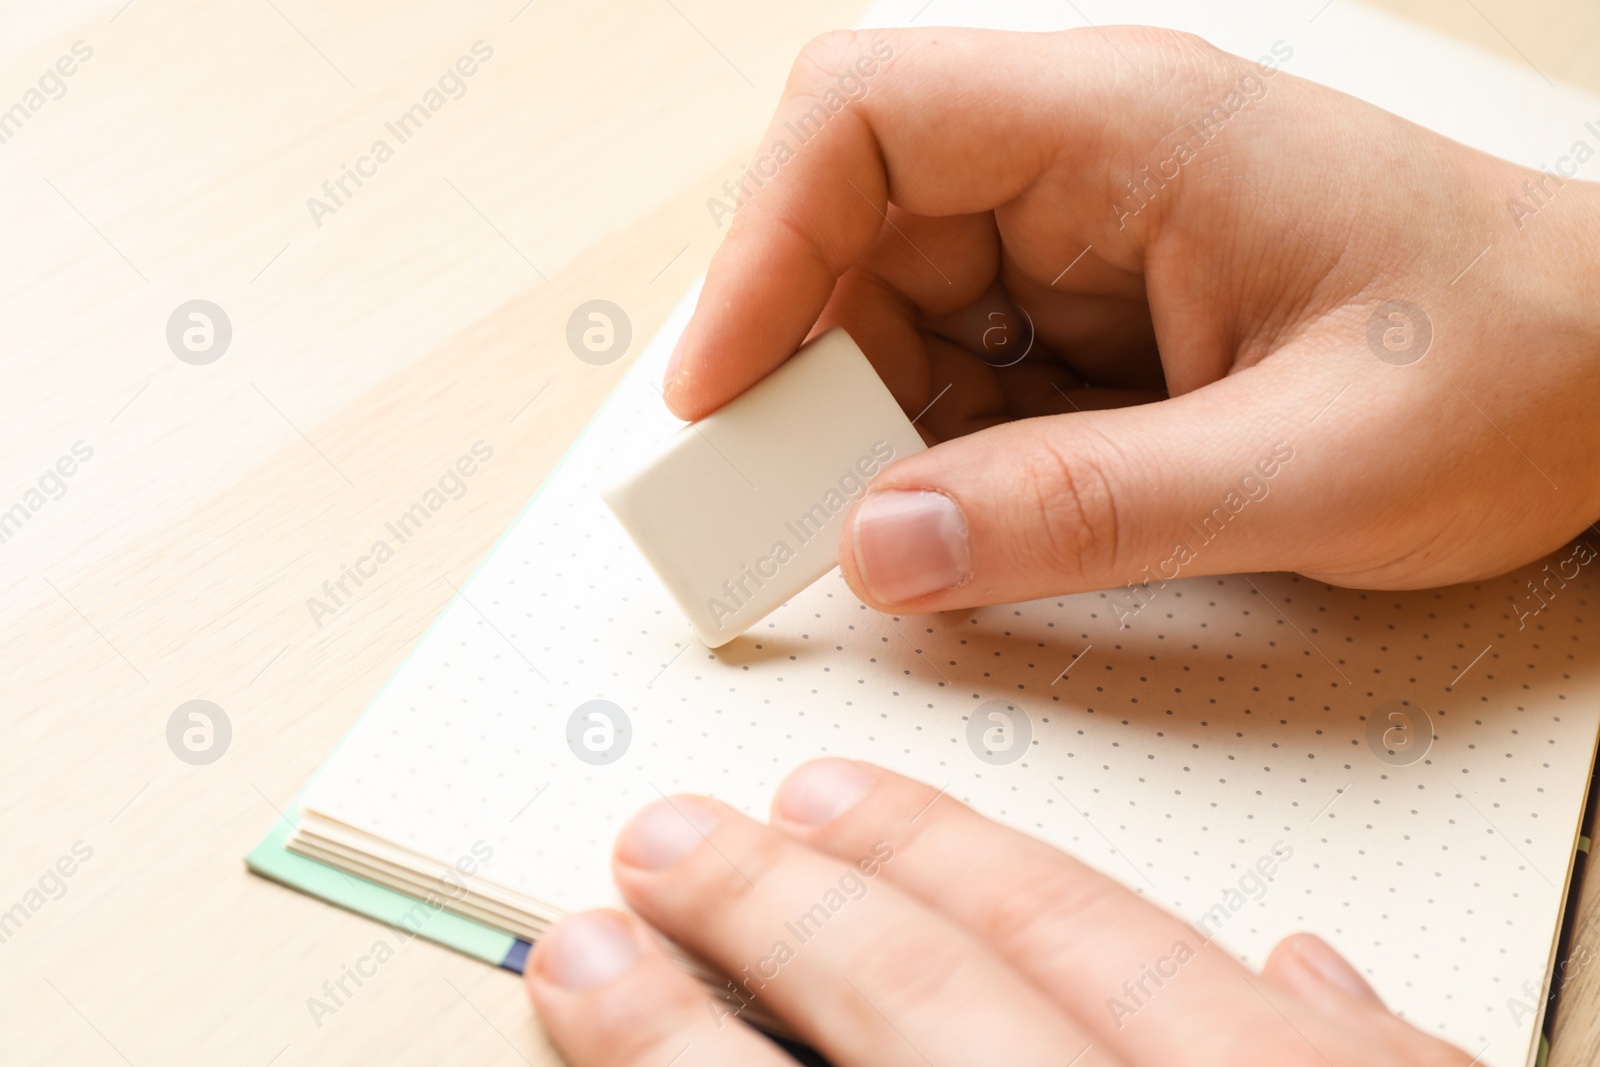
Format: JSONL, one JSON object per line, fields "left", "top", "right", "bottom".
{"left": 249, "top": 3, "right": 1600, "bottom": 1065}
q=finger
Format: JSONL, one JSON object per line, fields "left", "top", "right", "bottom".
{"left": 825, "top": 216, "right": 1151, "bottom": 412}
{"left": 768, "top": 759, "right": 1420, "bottom": 1067}
{"left": 808, "top": 220, "right": 1057, "bottom": 433}
{"left": 1262, "top": 933, "right": 1382, "bottom": 1012}
{"left": 836, "top": 356, "right": 1313, "bottom": 611}
{"left": 820, "top": 267, "right": 1153, "bottom": 442}
{"left": 915, "top": 335, "right": 1009, "bottom": 442}
{"left": 664, "top": 27, "right": 1236, "bottom": 419}
{"left": 610, "top": 794, "right": 1121, "bottom": 1067}
{"left": 796, "top": 207, "right": 992, "bottom": 412}
{"left": 1262, "top": 935, "right": 1478, "bottom": 1066}
{"left": 998, "top": 264, "right": 1163, "bottom": 392}
{"left": 805, "top": 207, "right": 998, "bottom": 414}
{"left": 918, "top": 278, "right": 1030, "bottom": 362}
{"left": 525, "top": 909, "right": 789, "bottom": 1067}
{"left": 919, "top": 268, "right": 1160, "bottom": 393}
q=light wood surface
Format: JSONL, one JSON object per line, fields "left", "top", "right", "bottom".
{"left": 2, "top": 2, "right": 1595, "bottom": 1065}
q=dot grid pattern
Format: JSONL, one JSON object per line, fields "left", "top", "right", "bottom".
{"left": 300, "top": 289, "right": 1600, "bottom": 1066}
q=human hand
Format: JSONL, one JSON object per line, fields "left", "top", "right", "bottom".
{"left": 524, "top": 758, "right": 1475, "bottom": 1066}
{"left": 664, "top": 28, "right": 1600, "bottom": 612}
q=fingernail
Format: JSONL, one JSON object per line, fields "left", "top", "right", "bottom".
{"left": 616, "top": 797, "right": 722, "bottom": 870}
{"left": 852, "top": 490, "right": 971, "bottom": 604}
{"left": 775, "top": 758, "right": 874, "bottom": 826}
{"left": 536, "top": 912, "right": 641, "bottom": 991}
{"left": 1291, "top": 935, "right": 1380, "bottom": 1003}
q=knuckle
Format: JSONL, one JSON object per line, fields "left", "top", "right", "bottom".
{"left": 974, "top": 858, "right": 1131, "bottom": 962}
{"left": 1080, "top": 25, "right": 1225, "bottom": 75}
{"left": 1130, "top": 26, "right": 1223, "bottom": 62}
{"left": 843, "top": 917, "right": 977, "bottom": 1017}
{"left": 1018, "top": 438, "right": 1125, "bottom": 583}
{"left": 1060, "top": 25, "right": 1250, "bottom": 118}
{"left": 666, "top": 823, "right": 787, "bottom": 930}
{"left": 789, "top": 30, "right": 865, "bottom": 90}
{"left": 785, "top": 29, "right": 901, "bottom": 105}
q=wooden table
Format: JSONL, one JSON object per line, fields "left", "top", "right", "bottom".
{"left": 3, "top": 2, "right": 1596, "bottom": 1064}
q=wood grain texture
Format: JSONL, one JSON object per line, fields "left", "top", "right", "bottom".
{"left": 0, "top": 2, "right": 1594, "bottom": 1065}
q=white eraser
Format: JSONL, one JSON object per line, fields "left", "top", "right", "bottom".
{"left": 602, "top": 328, "right": 927, "bottom": 648}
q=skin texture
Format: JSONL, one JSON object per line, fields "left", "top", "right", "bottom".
{"left": 525, "top": 759, "right": 1478, "bottom": 1067}
{"left": 665, "top": 26, "right": 1600, "bottom": 613}
{"left": 524, "top": 26, "right": 1599, "bottom": 1066}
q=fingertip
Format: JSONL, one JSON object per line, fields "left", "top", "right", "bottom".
{"left": 613, "top": 795, "right": 725, "bottom": 873}
{"left": 1264, "top": 932, "right": 1383, "bottom": 1008}
{"left": 772, "top": 758, "right": 877, "bottom": 828}
{"left": 526, "top": 906, "right": 784, "bottom": 1066}
{"left": 660, "top": 382, "right": 693, "bottom": 422}
{"left": 660, "top": 342, "right": 739, "bottom": 423}
{"left": 663, "top": 325, "right": 712, "bottom": 422}
{"left": 526, "top": 909, "right": 646, "bottom": 1000}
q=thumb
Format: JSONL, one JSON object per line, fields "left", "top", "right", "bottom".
{"left": 837, "top": 374, "right": 1305, "bottom": 611}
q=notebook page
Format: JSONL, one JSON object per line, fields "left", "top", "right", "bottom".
{"left": 298, "top": 5, "right": 1600, "bottom": 1063}
{"left": 299, "top": 274, "right": 1599, "bottom": 1062}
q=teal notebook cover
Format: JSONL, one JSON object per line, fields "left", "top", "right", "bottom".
{"left": 246, "top": 805, "right": 527, "bottom": 971}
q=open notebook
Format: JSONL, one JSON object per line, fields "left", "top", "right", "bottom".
{"left": 249, "top": 2, "right": 1600, "bottom": 1065}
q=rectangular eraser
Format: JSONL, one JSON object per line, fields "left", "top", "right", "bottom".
{"left": 602, "top": 328, "right": 927, "bottom": 648}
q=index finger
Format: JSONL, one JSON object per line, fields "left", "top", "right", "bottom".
{"left": 767, "top": 759, "right": 1438, "bottom": 1067}
{"left": 662, "top": 26, "right": 1216, "bottom": 420}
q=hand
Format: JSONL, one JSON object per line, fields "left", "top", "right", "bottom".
{"left": 524, "top": 758, "right": 1474, "bottom": 1067}
{"left": 664, "top": 28, "right": 1600, "bottom": 612}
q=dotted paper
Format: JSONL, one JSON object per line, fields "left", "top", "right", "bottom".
{"left": 300, "top": 285, "right": 1599, "bottom": 1066}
